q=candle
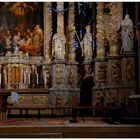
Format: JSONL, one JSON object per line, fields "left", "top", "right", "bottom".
{"left": 44, "top": 73, "right": 46, "bottom": 84}
{"left": 0, "top": 74, "right": 1, "bottom": 85}
{"left": 28, "top": 73, "right": 30, "bottom": 84}
{"left": 37, "top": 73, "right": 38, "bottom": 84}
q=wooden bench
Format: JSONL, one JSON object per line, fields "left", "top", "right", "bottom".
{"left": 7, "top": 105, "right": 120, "bottom": 121}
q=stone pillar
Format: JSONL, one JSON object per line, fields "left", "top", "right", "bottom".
{"left": 44, "top": 2, "right": 52, "bottom": 63}
{"left": 49, "top": 2, "right": 69, "bottom": 108}
{"left": 96, "top": 3, "right": 105, "bottom": 58}
{"left": 67, "top": 2, "right": 80, "bottom": 105}
{"left": 93, "top": 57, "right": 107, "bottom": 107}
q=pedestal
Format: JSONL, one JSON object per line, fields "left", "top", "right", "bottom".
{"left": 120, "top": 53, "right": 136, "bottom": 110}
{"left": 49, "top": 61, "right": 80, "bottom": 108}
{"left": 49, "top": 61, "right": 68, "bottom": 107}
{"left": 93, "top": 57, "right": 107, "bottom": 107}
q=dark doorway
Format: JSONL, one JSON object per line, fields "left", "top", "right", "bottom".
{"left": 80, "top": 76, "right": 95, "bottom": 116}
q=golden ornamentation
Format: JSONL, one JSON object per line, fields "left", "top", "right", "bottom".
{"left": 55, "top": 96, "right": 64, "bottom": 107}
{"left": 96, "top": 3, "right": 105, "bottom": 49}
{"left": 97, "top": 47, "right": 105, "bottom": 58}
{"left": 93, "top": 92, "right": 104, "bottom": 106}
{"left": 68, "top": 2, "right": 75, "bottom": 62}
{"left": 108, "top": 3, "right": 120, "bottom": 56}
{"left": 111, "top": 62, "right": 121, "bottom": 80}
{"left": 44, "top": 2, "right": 52, "bottom": 62}
{"left": 16, "top": 95, "right": 48, "bottom": 106}
{"left": 98, "top": 64, "right": 106, "bottom": 80}
{"left": 126, "top": 59, "right": 133, "bottom": 81}
{"left": 106, "top": 90, "right": 117, "bottom": 106}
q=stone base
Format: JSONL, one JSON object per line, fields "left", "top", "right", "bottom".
{"left": 49, "top": 88, "right": 80, "bottom": 107}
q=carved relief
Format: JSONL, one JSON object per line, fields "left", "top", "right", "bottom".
{"left": 106, "top": 89, "right": 118, "bottom": 106}
{"left": 55, "top": 96, "right": 64, "bottom": 107}
{"left": 98, "top": 64, "right": 106, "bottom": 80}
{"left": 111, "top": 62, "right": 121, "bottom": 80}
{"left": 68, "top": 67, "right": 74, "bottom": 87}
{"left": 55, "top": 65, "right": 63, "bottom": 85}
{"left": 93, "top": 91, "right": 104, "bottom": 106}
{"left": 16, "top": 95, "right": 48, "bottom": 106}
{"left": 126, "top": 59, "right": 133, "bottom": 81}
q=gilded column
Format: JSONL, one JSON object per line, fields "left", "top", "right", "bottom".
{"left": 68, "top": 2, "right": 75, "bottom": 62}
{"left": 44, "top": 2, "right": 52, "bottom": 62}
{"left": 96, "top": 3, "right": 105, "bottom": 58}
{"left": 109, "top": 3, "right": 120, "bottom": 56}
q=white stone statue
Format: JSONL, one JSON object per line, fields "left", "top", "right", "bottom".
{"left": 52, "top": 26, "right": 66, "bottom": 60}
{"left": 120, "top": 14, "right": 134, "bottom": 53}
{"left": 82, "top": 25, "right": 93, "bottom": 61}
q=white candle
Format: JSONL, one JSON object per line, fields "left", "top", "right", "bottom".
{"left": 44, "top": 73, "right": 46, "bottom": 84}
{"left": 28, "top": 73, "right": 30, "bottom": 84}
{"left": 37, "top": 73, "right": 38, "bottom": 84}
{"left": 0, "top": 74, "right": 1, "bottom": 85}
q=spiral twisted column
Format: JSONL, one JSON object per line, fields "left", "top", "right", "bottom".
{"left": 68, "top": 2, "right": 75, "bottom": 62}
{"left": 109, "top": 2, "right": 122, "bottom": 56}
{"left": 44, "top": 2, "right": 52, "bottom": 62}
{"left": 96, "top": 3, "right": 105, "bottom": 58}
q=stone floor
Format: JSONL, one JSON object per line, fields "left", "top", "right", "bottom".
{"left": 0, "top": 117, "right": 108, "bottom": 126}
{"left": 0, "top": 117, "right": 140, "bottom": 138}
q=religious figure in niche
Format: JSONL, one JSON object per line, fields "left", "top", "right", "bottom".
{"left": 82, "top": 25, "right": 93, "bottom": 61}
{"left": 120, "top": 14, "right": 134, "bottom": 53}
{"left": 52, "top": 26, "right": 66, "bottom": 60}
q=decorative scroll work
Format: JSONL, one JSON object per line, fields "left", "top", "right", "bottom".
{"left": 109, "top": 3, "right": 119, "bottom": 56}
{"left": 126, "top": 59, "right": 133, "bottom": 81}
{"left": 96, "top": 3, "right": 105, "bottom": 57}
{"left": 98, "top": 63, "right": 106, "bottom": 81}
{"left": 111, "top": 62, "right": 121, "bottom": 80}
{"left": 44, "top": 2, "right": 52, "bottom": 62}
{"left": 16, "top": 95, "right": 48, "bottom": 106}
{"left": 68, "top": 2, "right": 75, "bottom": 62}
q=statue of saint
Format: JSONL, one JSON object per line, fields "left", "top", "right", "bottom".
{"left": 52, "top": 26, "right": 66, "bottom": 60}
{"left": 82, "top": 25, "right": 93, "bottom": 61}
{"left": 121, "top": 14, "right": 134, "bottom": 53}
